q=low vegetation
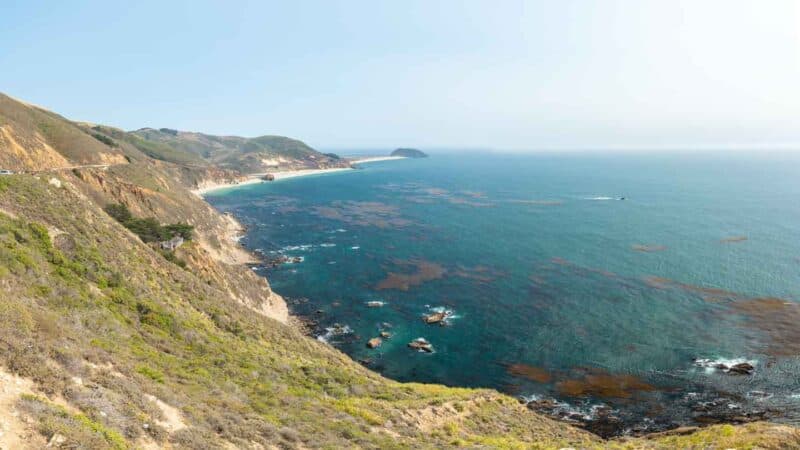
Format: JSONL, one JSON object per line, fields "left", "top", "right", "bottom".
{"left": 91, "top": 132, "right": 118, "bottom": 147}
{"left": 104, "top": 203, "right": 193, "bottom": 243}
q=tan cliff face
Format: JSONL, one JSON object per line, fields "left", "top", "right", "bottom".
{"left": 0, "top": 124, "right": 72, "bottom": 171}
{"left": 65, "top": 163, "right": 289, "bottom": 324}
{"left": 176, "top": 243, "right": 288, "bottom": 323}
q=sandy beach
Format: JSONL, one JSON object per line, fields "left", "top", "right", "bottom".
{"left": 193, "top": 167, "right": 355, "bottom": 196}
{"left": 192, "top": 157, "right": 406, "bottom": 196}
{"left": 191, "top": 177, "right": 265, "bottom": 196}
{"left": 270, "top": 167, "right": 353, "bottom": 180}
{"left": 350, "top": 156, "right": 406, "bottom": 164}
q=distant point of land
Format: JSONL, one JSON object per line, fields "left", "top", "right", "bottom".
{"left": 390, "top": 148, "right": 428, "bottom": 158}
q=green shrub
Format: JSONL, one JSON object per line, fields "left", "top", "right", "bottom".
{"left": 104, "top": 203, "right": 194, "bottom": 243}
{"left": 91, "top": 132, "right": 118, "bottom": 147}
{"left": 163, "top": 223, "right": 193, "bottom": 240}
{"left": 104, "top": 203, "right": 132, "bottom": 223}
{"left": 136, "top": 366, "right": 165, "bottom": 383}
{"left": 136, "top": 301, "right": 176, "bottom": 332}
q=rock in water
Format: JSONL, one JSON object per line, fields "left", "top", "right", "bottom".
{"left": 423, "top": 311, "right": 447, "bottom": 324}
{"left": 367, "top": 337, "right": 382, "bottom": 348}
{"left": 728, "top": 362, "right": 755, "bottom": 375}
{"left": 423, "top": 310, "right": 452, "bottom": 325}
{"left": 408, "top": 338, "right": 433, "bottom": 353}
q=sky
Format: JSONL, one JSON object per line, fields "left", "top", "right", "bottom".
{"left": 2, "top": 0, "right": 800, "bottom": 151}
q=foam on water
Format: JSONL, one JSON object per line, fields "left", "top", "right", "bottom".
{"left": 692, "top": 357, "right": 757, "bottom": 374}
{"left": 317, "top": 324, "right": 353, "bottom": 343}
{"left": 280, "top": 244, "right": 314, "bottom": 252}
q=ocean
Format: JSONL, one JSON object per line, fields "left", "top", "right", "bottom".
{"left": 205, "top": 152, "right": 800, "bottom": 435}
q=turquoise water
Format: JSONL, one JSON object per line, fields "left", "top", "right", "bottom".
{"left": 206, "top": 153, "right": 800, "bottom": 434}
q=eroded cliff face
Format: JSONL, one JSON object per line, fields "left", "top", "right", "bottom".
{"left": 0, "top": 124, "right": 71, "bottom": 171}
{"left": 176, "top": 243, "right": 288, "bottom": 323}
{"left": 64, "top": 161, "right": 289, "bottom": 323}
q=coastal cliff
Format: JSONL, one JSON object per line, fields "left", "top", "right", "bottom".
{"left": 0, "top": 93, "right": 798, "bottom": 448}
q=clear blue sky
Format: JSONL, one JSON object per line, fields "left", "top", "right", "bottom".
{"left": 2, "top": 0, "right": 799, "bottom": 151}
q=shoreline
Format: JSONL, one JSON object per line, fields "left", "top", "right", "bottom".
{"left": 268, "top": 167, "right": 353, "bottom": 181}
{"left": 190, "top": 168, "right": 351, "bottom": 196}
{"left": 350, "top": 156, "right": 406, "bottom": 164}
{"left": 192, "top": 157, "right": 407, "bottom": 196}
{"left": 191, "top": 177, "right": 265, "bottom": 196}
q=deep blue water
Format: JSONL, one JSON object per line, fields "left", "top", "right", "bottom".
{"left": 206, "top": 152, "right": 800, "bottom": 433}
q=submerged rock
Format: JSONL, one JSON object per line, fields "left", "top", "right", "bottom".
{"left": 367, "top": 337, "right": 382, "bottom": 348}
{"left": 380, "top": 331, "right": 391, "bottom": 339}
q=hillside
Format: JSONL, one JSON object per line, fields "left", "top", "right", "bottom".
{"left": 129, "top": 128, "right": 348, "bottom": 174}
{"left": 0, "top": 93, "right": 798, "bottom": 448}
{"left": 0, "top": 94, "right": 129, "bottom": 171}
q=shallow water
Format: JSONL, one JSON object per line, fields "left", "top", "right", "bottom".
{"left": 206, "top": 152, "right": 800, "bottom": 434}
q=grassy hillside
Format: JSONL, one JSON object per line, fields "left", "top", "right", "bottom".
{"left": 129, "top": 128, "right": 347, "bottom": 173}
{"left": 0, "top": 94, "right": 128, "bottom": 171}
{"left": 1, "top": 92, "right": 346, "bottom": 174}
{"left": 90, "top": 125, "right": 205, "bottom": 166}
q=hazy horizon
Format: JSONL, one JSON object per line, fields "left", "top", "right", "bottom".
{"left": 3, "top": 0, "right": 799, "bottom": 151}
